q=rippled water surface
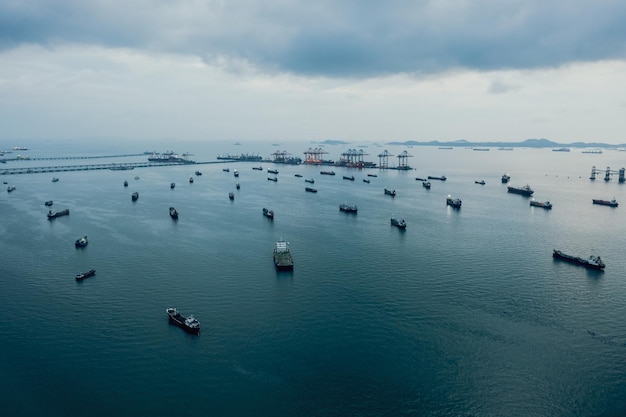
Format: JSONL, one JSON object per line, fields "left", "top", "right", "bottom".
{"left": 1, "top": 141, "right": 626, "bottom": 416}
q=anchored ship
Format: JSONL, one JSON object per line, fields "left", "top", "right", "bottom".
{"left": 507, "top": 184, "right": 534, "bottom": 196}
{"left": 553, "top": 250, "right": 605, "bottom": 270}
{"left": 75, "top": 269, "right": 96, "bottom": 281}
{"left": 47, "top": 209, "right": 69, "bottom": 219}
{"left": 592, "top": 198, "right": 618, "bottom": 207}
{"left": 384, "top": 188, "right": 396, "bottom": 197}
{"left": 446, "top": 196, "right": 462, "bottom": 208}
{"left": 75, "top": 236, "right": 88, "bottom": 248}
{"left": 530, "top": 200, "right": 552, "bottom": 209}
{"left": 339, "top": 204, "right": 358, "bottom": 213}
{"left": 169, "top": 207, "right": 179, "bottom": 219}
{"left": 273, "top": 239, "right": 294, "bottom": 271}
{"left": 391, "top": 217, "right": 407, "bottom": 229}
{"left": 166, "top": 307, "right": 200, "bottom": 334}
{"left": 501, "top": 174, "right": 511, "bottom": 183}
{"left": 263, "top": 208, "right": 274, "bottom": 219}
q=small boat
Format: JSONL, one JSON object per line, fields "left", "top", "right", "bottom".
{"left": 343, "top": 175, "right": 355, "bottom": 181}
{"left": 363, "top": 179, "right": 370, "bottom": 183}
{"left": 253, "top": 166, "right": 263, "bottom": 171}
{"left": 475, "top": 180, "right": 485, "bottom": 185}
{"left": 236, "top": 182, "right": 240, "bottom": 189}
{"left": 44, "top": 200, "right": 53, "bottom": 206}
{"left": 233, "top": 169, "right": 239, "bottom": 177}
{"left": 189, "top": 177, "right": 194, "bottom": 183}
{"left": 134, "top": 176, "right": 140, "bottom": 180}
{"left": 124, "top": 181, "right": 128, "bottom": 187}
{"left": 507, "top": 184, "right": 534, "bottom": 196}
{"left": 294, "top": 174, "right": 303, "bottom": 178}
{"left": 320, "top": 171, "right": 335, "bottom": 175}
{"left": 391, "top": 217, "right": 407, "bottom": 229}
{"left": 166, "top": 307, "right": 200, "bottom": 334}
{"left": 195, "top": 171, "right": 202, "bottom": 176}
{"left": 446, "top": 195, "right": 462, "bottom": 208}
{"left": 367, "top": 174, "right": 378, "bottom": 177}
{"left": 223, "top": 168, "right": 230, "bottom": 172}
{"left": 415, "top": 177, "right": 426, "bottom": 181}
{"left": 263, "top": 208, "right": 274, "bottom": 219}
{"left": 75, "top": 236, "right": 88, "bottom": 248}
{"left": 593, "top": 198, "right": 618, "bottom": 207}
{"left": 169, "top": 207, "right": 179, "bottom": 219}
{"left": 339, "top": 204, "right": 358, "bottom": 213}
{"left": 422, "top": 181, "right": 431, "bottom": 189}
{"left": 384, "top": 188, "right": 396, "bottom": 197}
{"left": 51, "top": 177, "right": 59, "bottom": 182}
{"left": 75, "top": 269, "right": 96, "bottom": 281}
{"left": 273, "top": 239, "right": 294, "bottom": 271}
{"left": 7, "top": 186, "right": 16, "bottom": 192}
{"left": 268, "top": 177, "right": 278, "bottom": 182}
{"left": 501, "top": 174, "right": 511, "bottom": 183}
{"left": 170, "top": 182, "right": 175, "bottom": 189}
{"left": 268, "top": 169, "right": 279, "bottom": 174}
{"left": 428, "top": 175, "right": 446, "bottom": 181}
{"left": 553, "top": 249, "right": 605, "bottom": 270}
{"left": 131, "top": 192, "right": 139, "bottom": 201}
{"left": 47, "top": 209, "right": 69, "bottom": 219}
{"left": 229, "top": 192, "right": 235, "bottom": 200}
{"left": 530, "top": 199, "right": 552, "bottom": 209}
{"left": 305, "top": 179, "right": 315, "bottom": 184}
{"left": 305, "top": 187, "right": 317, "bottom": 193}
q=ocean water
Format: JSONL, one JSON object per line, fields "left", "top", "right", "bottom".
{"left": 1, "top": 141, "right": 626, "bottom": 416}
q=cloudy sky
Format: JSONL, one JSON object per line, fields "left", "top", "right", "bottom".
{"left": 1, "top": 0, "right": 626, "bottom": 144}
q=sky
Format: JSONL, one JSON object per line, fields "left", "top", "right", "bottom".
{"left": 1, "top": 0, "right": 626, "bottom": 144}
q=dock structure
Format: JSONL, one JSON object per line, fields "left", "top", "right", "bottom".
{"left": 590, "top": 166, "right": 625, "bottom": 182}
{"left": 270, "top": 150, "right": 302, "bottom": 165}
{"left": 377, "top": 150, "right": 393, "bottom": 169}
{"left": 337, "top": 149, "right": 375, "bottom": 168}
{"left": 396, "top": 150, "right": 413, "bottom": 170}
{"left": 303, "top": 147, "right": 329, "bottom": 165}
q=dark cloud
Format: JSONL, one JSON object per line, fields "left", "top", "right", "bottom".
{"left": 2, "top": 0, "right": 626, "bottom": 77}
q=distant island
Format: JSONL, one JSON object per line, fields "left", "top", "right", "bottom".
{"left": 385, "top": 138, "right": 626, "bottom": 148}
{"left": 311, "top": 139, "right": 350, "bottom": 145}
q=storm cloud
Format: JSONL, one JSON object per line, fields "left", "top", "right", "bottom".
{"left": 2, "top": 0, "right": 626, "bottom": 77}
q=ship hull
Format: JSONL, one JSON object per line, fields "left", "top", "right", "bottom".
{"left": 167, "top": 310, "right": 200, "bottom": 334}
{"left": 552, "top": 250, "right": 605, "bottom": 270}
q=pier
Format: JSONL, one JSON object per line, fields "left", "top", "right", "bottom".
{"left": 0, "top": 160, "right": 233, "bottom": 176}
{"left": 589, "top": 166, "right": 625, "bottom": 182}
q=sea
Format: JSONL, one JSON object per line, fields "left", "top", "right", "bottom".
{"left": 1, "top": 140, "right": 626, "bottom": 417}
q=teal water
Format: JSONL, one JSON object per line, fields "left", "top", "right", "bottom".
{"left": 1, "top": 142, "right": 626, "bottom": 416}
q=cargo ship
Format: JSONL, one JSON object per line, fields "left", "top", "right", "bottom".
{"left": 320, "top": 171, "right": 335, "bottom": 175}
{"left": 217, "top": 153, "right": 262, "bottom": 162}
{"left": 391, "top": 217, "right": 407, "bottom": 229}
{"left": 263, "top": 208, "right": 274, "bottom": 219}
{"left": 507, "top": 184, "right": 534, "bottom": 196}
{"left": 446, "top": 196, "right": 462, "bottom": 208}
{"left": 339, "top": 204, "right": 358, "bottom": 213}
{"left": 384, "top": 188, "right": 396, "bottom": 197}
{"left": 343, "top": 175, "right": 355, "bottom": 181}
{"left": 75, "top": 269, "right": 96, "bottom": 281}
{"left": 530, "top": 200, "right": 552, "bottom": 209}
{"left": 305, "top": 187, "right": 317, "bottom": 193}
{"left": 273, "top": 239, "right": 294, "bottom": 271}
{"left": 592, "top": 198, "right": 618, "bottom": 207}
{"left": 501, "top": 174, "right": 511, "bottom": 183}
{"left": 428, "top": 175, "right": 447, "bottom": 181}
{"left": 169, "top": 207, "right": 179, "bottom": 219}
{"left": 422, "top": 180, "right": 431, "bottom": 189}
{"left": 131, "top": 192, "right": 139, "bottom": 201}
{"left": 75, "top": 236, "right": 88, "bottom": 248}
{"left": 553, "top": 250, "right": 605, "bottom": 270}
{"left": 166, "top": 307, "right": 200, "bottom": 334}
{"left": 47, "top": 209, "right": 69, "bottom": 219}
